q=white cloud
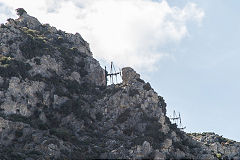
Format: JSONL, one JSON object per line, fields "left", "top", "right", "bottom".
{"left": 0, "top": 2, "right": 15, "bottom": 23}
{"left": 0, "top": 0, "right": 204, "bottom": 71}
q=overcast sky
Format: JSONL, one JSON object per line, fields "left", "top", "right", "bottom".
{"left": 1, "top": 0, "right": 239, "bottom": 141}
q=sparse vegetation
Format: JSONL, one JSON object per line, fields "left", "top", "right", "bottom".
{"left": 0, "top": 55, "right": 12, "bottom": 67}
{"left": 8, "top": 114, "right": 31, "bottom": 124}
{"left": 19, "top": 34, "right": 50, "bottom": 59}
{"left": 7, "top": 18, "right": 14, "bottom": 22}
{"left": 116, "top": 108, "right": 131, "bottom": 123}
{"left": 15, "top": 129, "right": 23, "bottom": 138}
{"left": 128, "top": 88, "right": 139, "bottom": 97}
{"left": 0, "top": 24, "right": 6, "bottom": 28}
{"left": 34, "top": 58, "right": 41, "bottom": 65}
{"left": 96, "top": 112, "right": 103, "bottom": 121}
{"left": 25, "top": 29, "right": 39, "bottom": 36}
{"left": 49, "top": 128, "right": 73, "bottom": 141}
{"left": 56, "top": 36, "right": 64, "bottom": 44}
{"left": 143, "top": 82, "right": 151, "bottom": 91}
{"left": 0, "top": 58, "right": 32, "bottom": 79}
{"left": 37, "top": 122, "right": 48, "bottom": 130}
{"left": 136, "top": 78, "right": 145, "bottom": 83}
{"left": 7, "top": 40, "right": 14, "bottom": 45}
{"left": 216, "top": 153, "right": 221, "bottom": 159}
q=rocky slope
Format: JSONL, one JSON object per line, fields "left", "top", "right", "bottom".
{"left": 0, "top": 8, "right": 239, "bottom": 159}
{"left": 189, "top": 132, "right": 240, "bottom": 159}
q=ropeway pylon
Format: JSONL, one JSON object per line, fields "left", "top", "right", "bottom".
{"left": 105, "top": 62, "right": 122, "bottom": 85}
{"left": 169, "top": 110, "right": 186, "bottom": 130}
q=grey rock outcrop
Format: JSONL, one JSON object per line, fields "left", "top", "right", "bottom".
{"left": 189, "top": 132, "right": 240, "bottom": 159}
{"left": 122, "top": 67, "right": 140, "bottom": 85}
{"left": 0, "top": 8, "right": 239, "bottom": 159}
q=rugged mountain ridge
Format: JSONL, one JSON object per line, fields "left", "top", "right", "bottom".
{"left": 0, "top": 8, "right": 239, "bottom": 159}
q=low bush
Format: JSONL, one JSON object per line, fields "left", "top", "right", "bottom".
{"left": 0, "top": 59, "right": 32, "bottom": 79}
{"left": 136, "top": 78, "right": 145, "bottom": 83}
{"left": 8, "top": 114, "right": 31, "bottom": 124}
{"left": 96, "top": 112, "right": 103, "bottom": 121}
{"left": 0, "top": 24, "right": 7, "bottom": 28}
{"left": 116, "top": 108, "right": 131, "bottom": 123}
{"left": 15, "top": 129, "right": 23, "bottom": 138}
{"left": 49, "top": 128, "right": 73, "bottom": 141}
{"left": 0, "top": 55, "right": 12, "bottom": 66}
{"left": 128, "top": 88, "right": 139, "bottom": 97}
{"left": 34, "top": 58, "right": 41, "bottom": 65}
{"left": 19, "top": 35, "right": 49, "bottom": 59}
{"left": 143, "top": 82, "right": 151, "bottom": 91}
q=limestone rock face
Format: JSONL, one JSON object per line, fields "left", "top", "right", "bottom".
{"left": 189, "top": 132, "right": 240, "bottom": 159}
{"left": 17, "top": 10, "right": 42, "bottom": 30}
{"left": 0, "top": 9, "right": 239, "bottom": 160}
{"left": 122, "top": 67, "right": 140, "bottom": 85}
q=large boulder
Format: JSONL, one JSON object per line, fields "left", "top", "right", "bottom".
{"left": 122, "top": 67, "right": 140, "bottom": 85}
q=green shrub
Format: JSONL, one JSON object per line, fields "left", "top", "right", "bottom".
{"left": 96, "top": 112, "right": 103, "bottom": 121}
{"left": 123, "top": 127, "right": 134, "bottom": 136}
{"left": 104, "top": 86, "right": 121, "bottom": 96}
{"left": 0, "top": 24, "right": 6, "bottom": 28}
{"left": 216, "top": 153, "right": 221, "bottom": 159}
{"left": 15, "top": 129, "right": 23, "bottom": 138}
{"left": 7, "top": 40, "right": 14, "bottom": 45}
{"left": 0, "top": 59, "right": 32, "bottom": 79}
{"left": 0, "top": 79, "right": 9, "bottom": 91}
{"left": 37, "top": 122, "right": 48, "bottom": 130}
{"left": 59, "top": 98, "right": 88, "bottom": 119}
{"left": 25, "top": 29, "right": 38, "bottom": 36}
{"left": 34, "top": 58, "right": 41, "bottom": 65}
{"left": 7, "top": 18, "right": 14, "bottom": 22}
{"left": 70, "top": 47, "right": 78, "bottom": 52}
{"left": 133, "top": 136, "right": 153, "bottom": 146}
{"left": 145, "top": 122, "right": 163, "bottom": 138}
{"left": 136, "top": 78, "right": 145, "bottom": 83}
{"left": 0, "top": 55, "right": 12, "bottom": 67}
{"left": 19, "top": 35, "right": 49, "bottom": 59}
{"left": 49, "top": 128, "right": 72, "bottom": 141}
{"left": 116, "top": 108, "right": 131, "bottom": 123}
{"left": 27, "top": 150, "right": 42, "bottom": 156}
{"left": 56, "top": 36, "right": 64, "bottom": 44}
{"left": 8, "top": 114, "right": 31, "bottom": 124}
{"left": 173, "top": 141, "right": 186, "bottom": 151}
{"left": 128, "top": 88, "right": 139, "bottom": 97}
{"left": 143, "top": 82, "right": 151, "bottom": 91}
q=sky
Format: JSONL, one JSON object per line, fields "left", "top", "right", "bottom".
{"left": 0, "top": 0, "right": 240, "bottom": 141}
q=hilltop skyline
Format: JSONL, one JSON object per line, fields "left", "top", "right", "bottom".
{"left": 0, "top": 0, "right": 239, "bottom": 141}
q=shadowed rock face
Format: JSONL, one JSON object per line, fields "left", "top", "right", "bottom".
{"left": 0, "top": 9, "right": 239, "bottom": 160}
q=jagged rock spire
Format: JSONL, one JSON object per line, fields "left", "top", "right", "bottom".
{"left": 16, "top": 8, "right": 27, "bottom": 16}
{"left": 122, "top": 67, "right": 140, "bottom": 85}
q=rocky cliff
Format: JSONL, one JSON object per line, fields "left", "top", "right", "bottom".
{"left": 0, "top": 8, "right": 239, "bottom": 159}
